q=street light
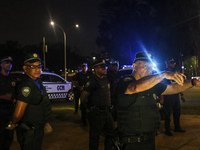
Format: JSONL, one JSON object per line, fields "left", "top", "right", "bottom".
{"left": 50, "top": 21, "right": 79, "bottom": 80}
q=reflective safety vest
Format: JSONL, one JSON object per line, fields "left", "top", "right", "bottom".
{"left": 117, "top": 77, "right": 160, "bottom": 136}
{"left": 88, "top": 75, "right": 110, "bottom": 109}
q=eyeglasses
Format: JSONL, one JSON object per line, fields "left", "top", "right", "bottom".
{"left": 4, "top": 60, "right": 12, "bottom": 64}
{"left": 26, "top": 64, "right": 43, "bottom": 69}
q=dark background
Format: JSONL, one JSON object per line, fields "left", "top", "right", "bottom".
{"left": 1, "top": 0, "right": 200, "bottom": 77}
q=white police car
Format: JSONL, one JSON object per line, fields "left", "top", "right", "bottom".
{"left": 11, "top": 71, "right": 73, "bottom": 100}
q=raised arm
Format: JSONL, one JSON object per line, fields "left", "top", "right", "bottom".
{"left": 126, "top": 72, "right": 186, "bottom": 94}
{"left": 162, "top": 79, "right": 200, "bottom": 95}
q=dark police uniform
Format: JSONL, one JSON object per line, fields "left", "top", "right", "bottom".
{"left": 106, "top": 67, "right": 121, "bottom": 121}
{"left": 16, "top": 74, "right": 51, "bottom": 150}
{"left": 0, "top": 73, "right": 17, "bottom": 150}
{"left": 116, "top": 75, "right": 167, "bottom": 150}
{"left": 73, "top": 70, "right": 91, "bottom": 125}
{"left": 163, "top": 77, "right": 182, "bottom": 132}
{"left": 84, "top": 74, "right": 115, "bottom": 150}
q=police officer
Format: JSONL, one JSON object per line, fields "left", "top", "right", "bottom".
{"left": 0, "top": 56, "right": 16, "bottom": 150}
{"left": 80, "top": 59, "right": 115, "bottom": 150}
{"left": 6, "top": 53, "right": 51, "bottom": 150}
{"left": 72, "top": 63, "right": 91, "bottom": 126}
{"left": 161, "top": 58, "right": 186, "bottom": 136}
{"left": 106, "top": 60, "right": 121, "bottom": 121}
{"left": 116, "top": 52, "right": 200, "bottom": 150}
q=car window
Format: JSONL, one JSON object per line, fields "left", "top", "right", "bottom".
{"left": 41, "top": 74, "right": 65, "bottom": 83}
{"left": 51, "top": 75, "right": 64, "bottom": 82}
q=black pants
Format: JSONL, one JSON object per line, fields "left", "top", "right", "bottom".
{"left": 164, "top": 99, "right": 181, "bottom": 131}
{"left": 122, "top": 137, "right": 155, "bottom": 150}
{"left": 87, "top": 110, "right": 115, "bottom": 150}
{"left": 111, "top": 96, "right": 117, "bottom": 122}
{"left": 16, "top": 123, "right": 45, "bottom": 150}
{"left": 80, "top": 102, "right": 87, "bottom": 125}
{"left": 74, "top": 89, "right": 81, "bottom": 113}
{"left": 74, "top": 89, "right": 87, "bottom": 124}
{"left": 0, "top": 120, "right": 14, "bottom": 150}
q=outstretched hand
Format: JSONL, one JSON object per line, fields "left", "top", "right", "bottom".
{"left": 163, "top": 72, "right": 186, "bottom": 86}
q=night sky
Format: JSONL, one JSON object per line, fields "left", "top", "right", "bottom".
{"left": 0, "top": 0, "right": 101, "bottom": 56}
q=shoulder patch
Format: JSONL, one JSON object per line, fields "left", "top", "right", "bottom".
{"left": 11, "top": 81, "right": 16, "bottom": 87}
{"left": 123, "top": 77, "right": 133, "bottom": 82}
{"left": 22, "top": 87, "right": 31, "bottom": 97}
{"left": 85, "top": 81, "right": 90, "bottom": 88}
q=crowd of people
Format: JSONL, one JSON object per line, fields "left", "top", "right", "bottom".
{"left": 1, "top": 51, "right": 200, "bottom": 150}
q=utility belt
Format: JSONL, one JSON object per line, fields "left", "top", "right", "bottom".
{"left": 19, "top": 122, "right": 45, "bottom": 131}
{"left": 17, "top": 123, "right": 35, "bottom": 145}
{"left": 87, "top": 106, "right": 111, "bottom": 114}
{"left": 121, "top": 133, "right": 154, "bottom": 144}
{"left": 17, "top": 122, "right": 46, "bottom": 145}
{"left": 17, "top": 122, "right": 44, "bottom": 146}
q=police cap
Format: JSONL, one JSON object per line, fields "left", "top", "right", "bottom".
{"left": 92, "top": 59, "right": 108, "bottom": 68}
{"left": 110, "top": 60, "right": 119, "bottom": 66}
{"left": 24, "top": 53, "right": 41, "bottom": 64}
{"left": 80, "top": 63, "right": 87, "bottom": 67}
{"left": 0, "top": 56, "right": 13, "bottom": 63}
{"left": 133, "top": 52, "right": 153, "bottom": 63}
{"left": 165, "top": 58, "right": 176, "bottom": 64}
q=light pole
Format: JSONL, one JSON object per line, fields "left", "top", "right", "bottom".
{"left": 50, "top": 21, "right": 79, "bottom": 80}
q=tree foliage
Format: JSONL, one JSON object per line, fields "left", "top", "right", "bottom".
{"left": 184, "top": 56, "right": 198, "bottom": 78}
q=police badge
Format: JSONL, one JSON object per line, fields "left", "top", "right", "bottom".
{"left": 22, "top": 87, "right": 31, "bottom": 97}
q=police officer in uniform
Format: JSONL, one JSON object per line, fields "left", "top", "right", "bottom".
{"left": 116, "top": 52, "right": 200, "bottom": 150}
{"left": 161, "top": 58, "right": 186, "bottom": 136}
{"left": 106, "top": 60, "right": 121, "bottom": 121}
{"left": 80, "top": 59, "right": 115, "bottom": 150}
{"left": 0, "top": 56, "right": 16, "bottom": 150}
{"left": 6, "top": 53, "right": 51, "bottom": 150}
{"left": 72, "top": 63, "right": 91, "bottom": 126}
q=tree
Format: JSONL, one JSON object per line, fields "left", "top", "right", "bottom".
{"left": 184, "top": 56, "right": 197, "bottom": 78}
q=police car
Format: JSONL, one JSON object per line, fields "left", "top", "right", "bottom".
{"left": 11, "top": 71, "right": 73, "bottom": 100}
{"left": 119, "top": 68, "right": 133, "bottom": 77}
